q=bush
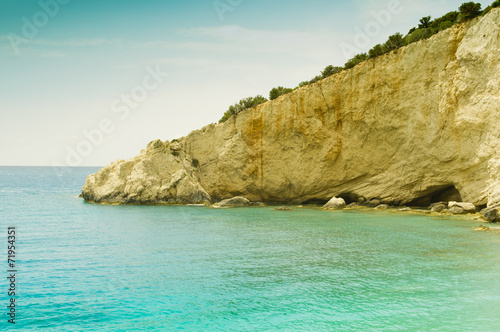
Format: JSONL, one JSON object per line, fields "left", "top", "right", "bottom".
{"left": 438, "top": 20, "right": 454, "bottom": 31}
{"left": 459, "top": 2, "right": 482, "bottom": 20}
{"left": 269, "top": 86, "right": 293, "bottom": 100}
{"left": 384, "top": 33, "right": 405, "bottom": 51}
{"left": 406, "top": 28, "right": 434, "bottom": 44}
{"left": 368, "top": 44, "right": 385, "bottom": 59}
{"left": 482, "top": 5, "right": 493, "bottom": 14}
{"left": 484, "top": 0, "right": 500, "bottom": 14}
{"left": 430, "top": 11, "right": 459, "bottom": 30}
{"left": 344, "top": 53, "right": 367, "bottom": 69}
{"left": 321, "top": 65, "right": 342, "bottom": 78}
{"left": 309, "top": 75, "right": 323, "bottom": 84}
{"left": 219, "top": 95, "right": 268, "bottom": 123}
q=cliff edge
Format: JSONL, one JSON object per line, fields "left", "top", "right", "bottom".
{"left": 82, "top": 9, "right": 500, "bottom": 207}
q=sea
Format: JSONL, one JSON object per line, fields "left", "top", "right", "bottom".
{"left": 1, "top": 166, "right": 500, "bottom": 331}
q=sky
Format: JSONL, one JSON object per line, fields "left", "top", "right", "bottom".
{"left": 0, "top": 0, "right": 493, "bottom": 166}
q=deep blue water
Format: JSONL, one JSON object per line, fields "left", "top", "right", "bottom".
{"left": 1, "top": 166, "right": 500, "bottom": 331}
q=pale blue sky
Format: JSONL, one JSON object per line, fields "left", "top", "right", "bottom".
{"left": 0, "top": 0, "right": 492, "bottom": 166}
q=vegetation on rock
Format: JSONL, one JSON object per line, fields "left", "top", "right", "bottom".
{"left": 219, "top": 95, "right": 268, "bottom": 123}
{"left": 269, "top": 86, "right": 294, "bottom": 100}
{"left": 219, "top": 1, "right": 495, "bottom": 123}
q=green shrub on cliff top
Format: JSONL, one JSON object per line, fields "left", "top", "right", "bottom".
{"left": 459, "top": 2, "right": 482, "bottom": 20}
{"left": 219, "top": 95, "right": 268, "bottom": 123}
{"left": 368, "top": 44, "right": 385, "bottom": 59}
{"left": 218, "top": 0, "right": 499, "bottom": 124}
{"left": 269, "top": 86, "right": 293, "bottom": 100}
{"left": 344, "top": 53, "right": 368, "bottom": 69}
{"left": 321, "top": 65, "right": 342, "bottom": 78}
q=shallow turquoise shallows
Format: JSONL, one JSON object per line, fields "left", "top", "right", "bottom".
{"left": 1, "top": 167, "right": 500, "bottom": 331}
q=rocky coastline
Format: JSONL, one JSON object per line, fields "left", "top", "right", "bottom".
{"left": 82, "top": 9, "right": 500, "bottom": 214}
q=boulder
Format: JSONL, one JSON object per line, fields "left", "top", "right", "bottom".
{"left": 346, "top": 202, "right": 361, "bottom": 208}
{"left": 449, "top": 206, "right": 466, "bottom": 214}
{"left": 323, "top": 197, "right": 346, "bottom": 209}
{"left": 213, "top": 196, "right": 251, "bottom": 207}
{"left": 375, "top": 204, "right": 390, "bottom": 210}
{"left": 483, "top": 208, "right": 499, "bottom": 222}
{"left": 431, "top": 204, "right": 446, "bottom": 213}
{"left": 448, "top": 201, "right": 477, "bottom": 213}
{"left": 366, "top": 199, "right": 381, "bottom": 207}
{"left": 398, "top": 207, "right": 412, "bottom": 211}
{"left": 357, "top": 197, "right": 366, "bottom": 204}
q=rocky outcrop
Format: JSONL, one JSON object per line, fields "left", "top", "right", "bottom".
{"left": 81, "top": 139, "right": 211, "bottom": 204}
{"left": 82, "top": 9, "right": 500, "bottom": 207}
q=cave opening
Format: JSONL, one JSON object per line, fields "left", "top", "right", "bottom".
{"left": 301, "top": 198, "right": 330, "bottom": 205}
{"left": 337, "top": 193, "right": 357, "bottom": 205}
{"left": 407, "top": 185, "right": 462, "bottom": 207}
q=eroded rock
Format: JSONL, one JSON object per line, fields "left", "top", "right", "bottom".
{"left": 213, "top": 196, "right": 251, "bottom": 207}
{"left": 431, "top": 204, "right": 447, "bottom": 213}
{"left": 323, "top": 197, "right": 346, "bottom": 209}
{"left": 448, "top": 202, "right": 477, "bottom": 214}
{"left": 483, "top": 208, "right": 499, "bottom": 222}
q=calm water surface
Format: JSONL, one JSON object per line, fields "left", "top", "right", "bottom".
{"left": 1, "top": 167, "right": 499, "bottom": 331}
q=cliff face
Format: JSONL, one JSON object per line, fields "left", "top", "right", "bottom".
{"left": 82, "top": 9, "right": 500, "bottom": 207}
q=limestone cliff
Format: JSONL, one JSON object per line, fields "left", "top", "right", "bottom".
{"left": 82, "top": 9, "right": 500, "bottom": 207}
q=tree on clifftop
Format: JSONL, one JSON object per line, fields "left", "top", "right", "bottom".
{"left": 418, "top": 16, "right": 431, "bottom": 28}
{"left": 459, "top": 2, "right": 482, "bottom": 19}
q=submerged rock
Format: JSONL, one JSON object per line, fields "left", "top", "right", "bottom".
{"left": 213, "top": 196, "right": 251, "bottom": 207}
{"left": 475, "top": 225, "right": 491, "bottom": 231}
{"left": 323, "top": 197, "right": 346, "bottom": 209}
{"left": 275, "top": 206, "right": 293, "bottom": 211}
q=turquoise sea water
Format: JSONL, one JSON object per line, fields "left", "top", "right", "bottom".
{"left": 1, "top": 167, "right": 500, "bottom": 331}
